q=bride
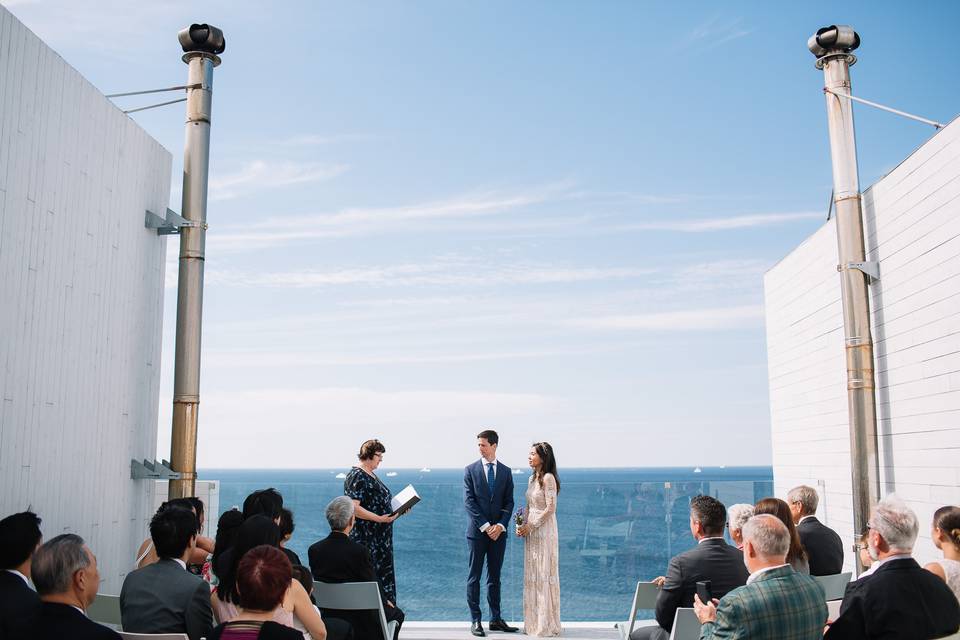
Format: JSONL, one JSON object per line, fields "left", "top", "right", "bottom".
{"left": 516, "top": 442, "right": 561, "bottom": 636}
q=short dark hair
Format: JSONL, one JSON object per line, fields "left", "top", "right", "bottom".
{"left": 358, "top": 439, "right": 386, "bottom": 461}
{"left": 291, "top": 564, "right": 313, "bottom": 595}
{"left": 151, "top": 506, "right": 197, "bottom": 559}
{"left": 278, "top": 508, "right": 295, "bottom": 539}
{"left": 477, "top": 429, "right": 499, "bottom": 445}
{"left": 237, "top": 545, "right": 292, "bottom": 612}
{"left": 242, "top": 488, "right": 284, "bottom": 520}
{"left": 690, "top": 495, "right": 727, "bottom": 536}
{"left": 0, "top": 511, "right": 43, "bottom": 569}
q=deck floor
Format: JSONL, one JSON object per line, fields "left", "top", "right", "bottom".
{"left": 402, "top": 621, "right": 624, "bottom": 639}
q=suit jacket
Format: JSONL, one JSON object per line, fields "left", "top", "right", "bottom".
{"left": 825, "top": 557, "right": 960, "bottom": 640}
{"left": 797, "top": 517, "right": 844, "bottom": 576}
{"left": 654, "top": 538, "right": 749, "bottom": 632}
{"left": 309, "top": 532, "right": 401, "bottom": 640}
{"left": 33, "top": 602, "right": 120, "bottom": 640}
{"left": 463, "top": 460, "right": 515, "bottom": 539}
{"left": 0, "top": 571, "right": 40, "bottom": 640}
{"left": 120, "top": 558, "right": 213, "bottom": 640}
{"left": 700, "top": 565, "right": 828, "bottom": 640}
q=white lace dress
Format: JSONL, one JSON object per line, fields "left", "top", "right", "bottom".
{"left": 934, "top": 558, "right": 960, "bottom": 602}
{"left": 523, "top": 473, "right": 561, "bottom": 637}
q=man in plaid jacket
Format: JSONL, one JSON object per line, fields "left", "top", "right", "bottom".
{"left": 694, "top": 514, "right": 827, "bottom": 640}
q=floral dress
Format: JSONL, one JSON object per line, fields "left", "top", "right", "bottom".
{"left": 344, "top": 466, "right": 397, "bottom": 602}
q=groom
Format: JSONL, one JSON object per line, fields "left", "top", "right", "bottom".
{"left": 464, "top": 429, "right": 518, "bottom": 637}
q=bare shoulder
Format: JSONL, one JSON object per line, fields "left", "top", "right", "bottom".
{"left": 924, "top": 561, "right": 946, "bottom": 579}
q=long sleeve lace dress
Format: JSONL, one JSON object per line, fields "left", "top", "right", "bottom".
{"left": 523, "top": 472, "right": 561, "bottom": 636}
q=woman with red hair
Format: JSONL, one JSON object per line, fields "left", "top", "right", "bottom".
{"left": 210, "top": 545, "right": 313, "bottom": 640}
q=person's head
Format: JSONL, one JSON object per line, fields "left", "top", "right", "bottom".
{"left": 358, "top": 439, "right": 386, "bottom": 470}
{"left": 726, "top": 504, "right": 755, "bottom": 548}
{"left": 754, "top": 497, "right": 806, "bottom": 565}
{"left": 857, "top": 530, "right": 873, "bottom": 569}
{"left": 932, "top": 505, "right": 960, "bottom": 553}
{"left": 236, "top": 545, "right": 292, "bottom": 613}
{"left": 528, "top": 442, "right": 561, "bottom": 493}
{"left": 0, "top": 511, "right": 43, "bottom": 576}
{"left": 150, "top": 505, "right": 198, "bottom": 561}
{"left": 291, "top": 564, "right": 313, "bottom": 596}
{"left": 242, "top": 488, "right": 284, "bottom": 522}
{"left": 31, "top": 534, "right": 100, "bottom": 609}
{"left": 741, "top": 514, "right": 790, "bottom": 573}
{"left": 278, "top": 508, "right": 295, "bottom": 545}
{"left": 326, "top": 496, "right": 356, "bottom": 534}
{"left": 213, "top": 508, "right": 244, "bottom": 568}
{"left": 477, "top": 429, "right": 499, "bottom": 461}
{"left": 162, "top": 498, "right": 200, "bottom": 533}
{"left": 787, "top": 485, "right": 819, "bottom": 524}
{"left": 866, "top": 495, "right": 918, "bottom": 559}
{"left": 689, "top": 495, "right": 726, "bottom": 539}
{"left": 186, "top": 497, "right": 205, "bottom": 530}
{"left": 221, "top": 515, "right": 282, "bottom": 603}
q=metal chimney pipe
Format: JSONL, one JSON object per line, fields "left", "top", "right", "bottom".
{"left": 169, "top": 24, "right": 225, "bottom": 499}
{"left": 808, "top": 25, "right": 879, "bottom": 574}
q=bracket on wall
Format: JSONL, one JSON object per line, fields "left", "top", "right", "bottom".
{"left": 145, "top": 208, "right": 202, "bottom": 235}
{"left": 131, "top": 459, "right": 181, "bottom": 480}
{"left": 838, "top": 260, "right": 880, "bottom": 283}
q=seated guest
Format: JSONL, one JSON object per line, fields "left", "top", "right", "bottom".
{"left": 628, "top": 495, "right": 748, "bottom": 640}
{"left": 243, "top": 488, "right": 285, "bottom": 524}
{"left": 292, "top": 565, "right": 354, "bottom": 640}
{"left": 209, "top": 545, "right": 306, "bottom": 640}
{"left": 726, "top": 504, "right": 754, "bottom": 550}
{"left": 136, "top": 498, "right": 214, "bottom": 569}
{"left": 923, "top": 505, "right": 960, "bottom": 602}
{"left": 120, "top": 507, "right": 213, "bottom": 640}
{"left": 754, "top": 498, "right": 809, "bottom": 574}
{"left": 787, "top": 485, "right": 843, "bottom": 575}
{"left": 214, "top": 515, "right": 328, "bottom": 640}
{"left": 211, "top": 508, "right": 245, "bottom": 584}
{"left": 855, "top": 530, "right": 873, "bottom": 578}
{"left": 309, "top": 496, "right": 405, "bottom": 640}
{"left": 0, "top": 511, "right": 43, "bottom": 639}
{"left": 31, "top": 534, "right": 120, "bottom": 640}
{"left": 695, "top": 514, "right": 827, "bottom": 639}
{"left": 279, "top": 508, "right": 303, "bottom": 567}
{"left": 825, "top": 495, "right": 960, "bottom": 639}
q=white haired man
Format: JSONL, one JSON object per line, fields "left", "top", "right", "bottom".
{"left": 824, "top": 496, "right": 960, "bottom": 639}
{"left": 787, "top": 485, "right": 843, "bottom": 576}
{"left": 694, "top": 514, "right": 827, "bottom": 640}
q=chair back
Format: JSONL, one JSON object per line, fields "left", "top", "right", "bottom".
{"left": 313, "top": 581, "right": 397, "bottom": 640}
{"left": 118, "top": 633, "right": 189, "bottom": 640}
{"left": 615, "top": 581, "right": 660, "bottom": 639}
{"left": 88, "top": 593, "right": 122, "bottom": 627}
{"left": 812, "top": 572, "right": 852, "bottom": 601}
{"left": 827, "top": 599, "right": 842, "bottom": 620}
{"left": 668, "top": 607, "right": 699, "bottom": 640}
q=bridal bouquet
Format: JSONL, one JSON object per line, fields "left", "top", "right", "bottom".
{"left": 514, "top": 507, "right": 525, "bottom": 526}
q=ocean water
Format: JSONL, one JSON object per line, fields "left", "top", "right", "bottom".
{"left": 202, "top": 466, "right": 773, "bottom": 621}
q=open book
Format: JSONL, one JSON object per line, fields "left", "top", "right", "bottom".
{"left": 390, "top": 484, "right": 420, "bottom": 516}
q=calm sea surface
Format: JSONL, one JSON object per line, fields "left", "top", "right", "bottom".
{"left": 200, "top": 466, "right": 773, "bottom": 621}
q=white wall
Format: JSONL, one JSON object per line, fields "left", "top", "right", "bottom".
{"left": 0, "top": 6, "right": 172, "bottom": 592}
{"left": 764, "top": 117, "right": 960, "bottom": 571}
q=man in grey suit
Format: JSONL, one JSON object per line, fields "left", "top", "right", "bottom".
{"left": 120, "top": 506, "right": 213, "bottom": 640}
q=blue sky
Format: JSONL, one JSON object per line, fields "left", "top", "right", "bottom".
{"left": 7, "top": 1, "right": 960, "bottom": 468}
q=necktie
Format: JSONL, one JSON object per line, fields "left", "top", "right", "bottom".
{"left": 487, "top": 462, "right": 495, "bottom": 489}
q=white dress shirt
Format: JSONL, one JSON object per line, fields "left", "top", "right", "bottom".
{"left": 478, "top": 458, "right": 503, "bottom": 533}
{"left": 747, "top": 563, "right": 790, "bottom": 584}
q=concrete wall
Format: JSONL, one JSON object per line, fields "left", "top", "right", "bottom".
{"left": 0, "top": 6, "right": 171, "bottom": 592}
{"left": 764, "top": 117, "right": 960, "bottom": 571}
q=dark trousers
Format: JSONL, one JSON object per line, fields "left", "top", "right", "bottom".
{"left": 467, "top": 533, "right": 506, "bottom": 622}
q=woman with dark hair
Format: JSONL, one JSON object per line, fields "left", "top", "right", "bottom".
{"left": 754, "top": 497, "right": 809, "bottom": 574}
{"left": 209, "top": 545, "right": 306, "bottom": 640}
{"left": 344, "top": 439, "right": 399, "bottom": 603}
{"left": 924, "top": 505, "right": 960, "bottom": 600}
{"left": 516, "top": 442, "right": 561, "bottom": 636}
{"left": 212, "top": 516, "right": 327, "bottom": 640}
{"left": 209, "top": 509, "right": 245, "bottom": 585}
{"left": 278, "top": 508, "right": 302, "bottom": 567}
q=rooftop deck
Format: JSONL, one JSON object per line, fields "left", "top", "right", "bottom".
{"left": 402, "top": 621, "right": 622, "bottom": 639}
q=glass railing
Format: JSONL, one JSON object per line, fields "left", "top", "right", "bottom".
{"left": 208, "top": 466, "right": 773, "bottom": 621}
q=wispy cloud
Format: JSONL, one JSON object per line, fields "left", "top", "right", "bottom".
{"left": 209, "top": 161, "right": 348, "bottom": 201}
{"left": 569, "top": 304, "right": 764, "bottom": 331}
{"left": 675, "top": 17, "right": 752, "bottom": 53}
{"left": 279, "top": 133, "right": 377, "bottom": 146}
{"left": 619, "top": 211, "right": 822, "bottom": 233}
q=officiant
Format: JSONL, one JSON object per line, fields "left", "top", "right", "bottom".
{"left": 344, "top": 439, "right": 400, "bottom": 603}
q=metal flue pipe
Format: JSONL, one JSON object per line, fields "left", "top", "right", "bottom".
{"left": 169, "top": 24, "right": 225, "bottom": 499}
{"left": 809, "top": 25, "right": 880, "bottom": 574}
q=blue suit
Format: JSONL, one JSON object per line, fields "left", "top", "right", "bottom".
{"left": 464, "top": 459, "right": 515, "bottom": 623}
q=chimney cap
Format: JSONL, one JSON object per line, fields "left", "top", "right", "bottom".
{"left": 178, "top": 24, "right": 226, "bottom": 55}
{"left": 809, "top": 25, "right": 860, "bottom": 58}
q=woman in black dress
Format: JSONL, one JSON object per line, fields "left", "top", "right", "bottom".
{"left": 344, "top": 439, "right": 399, "bottom": 603}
